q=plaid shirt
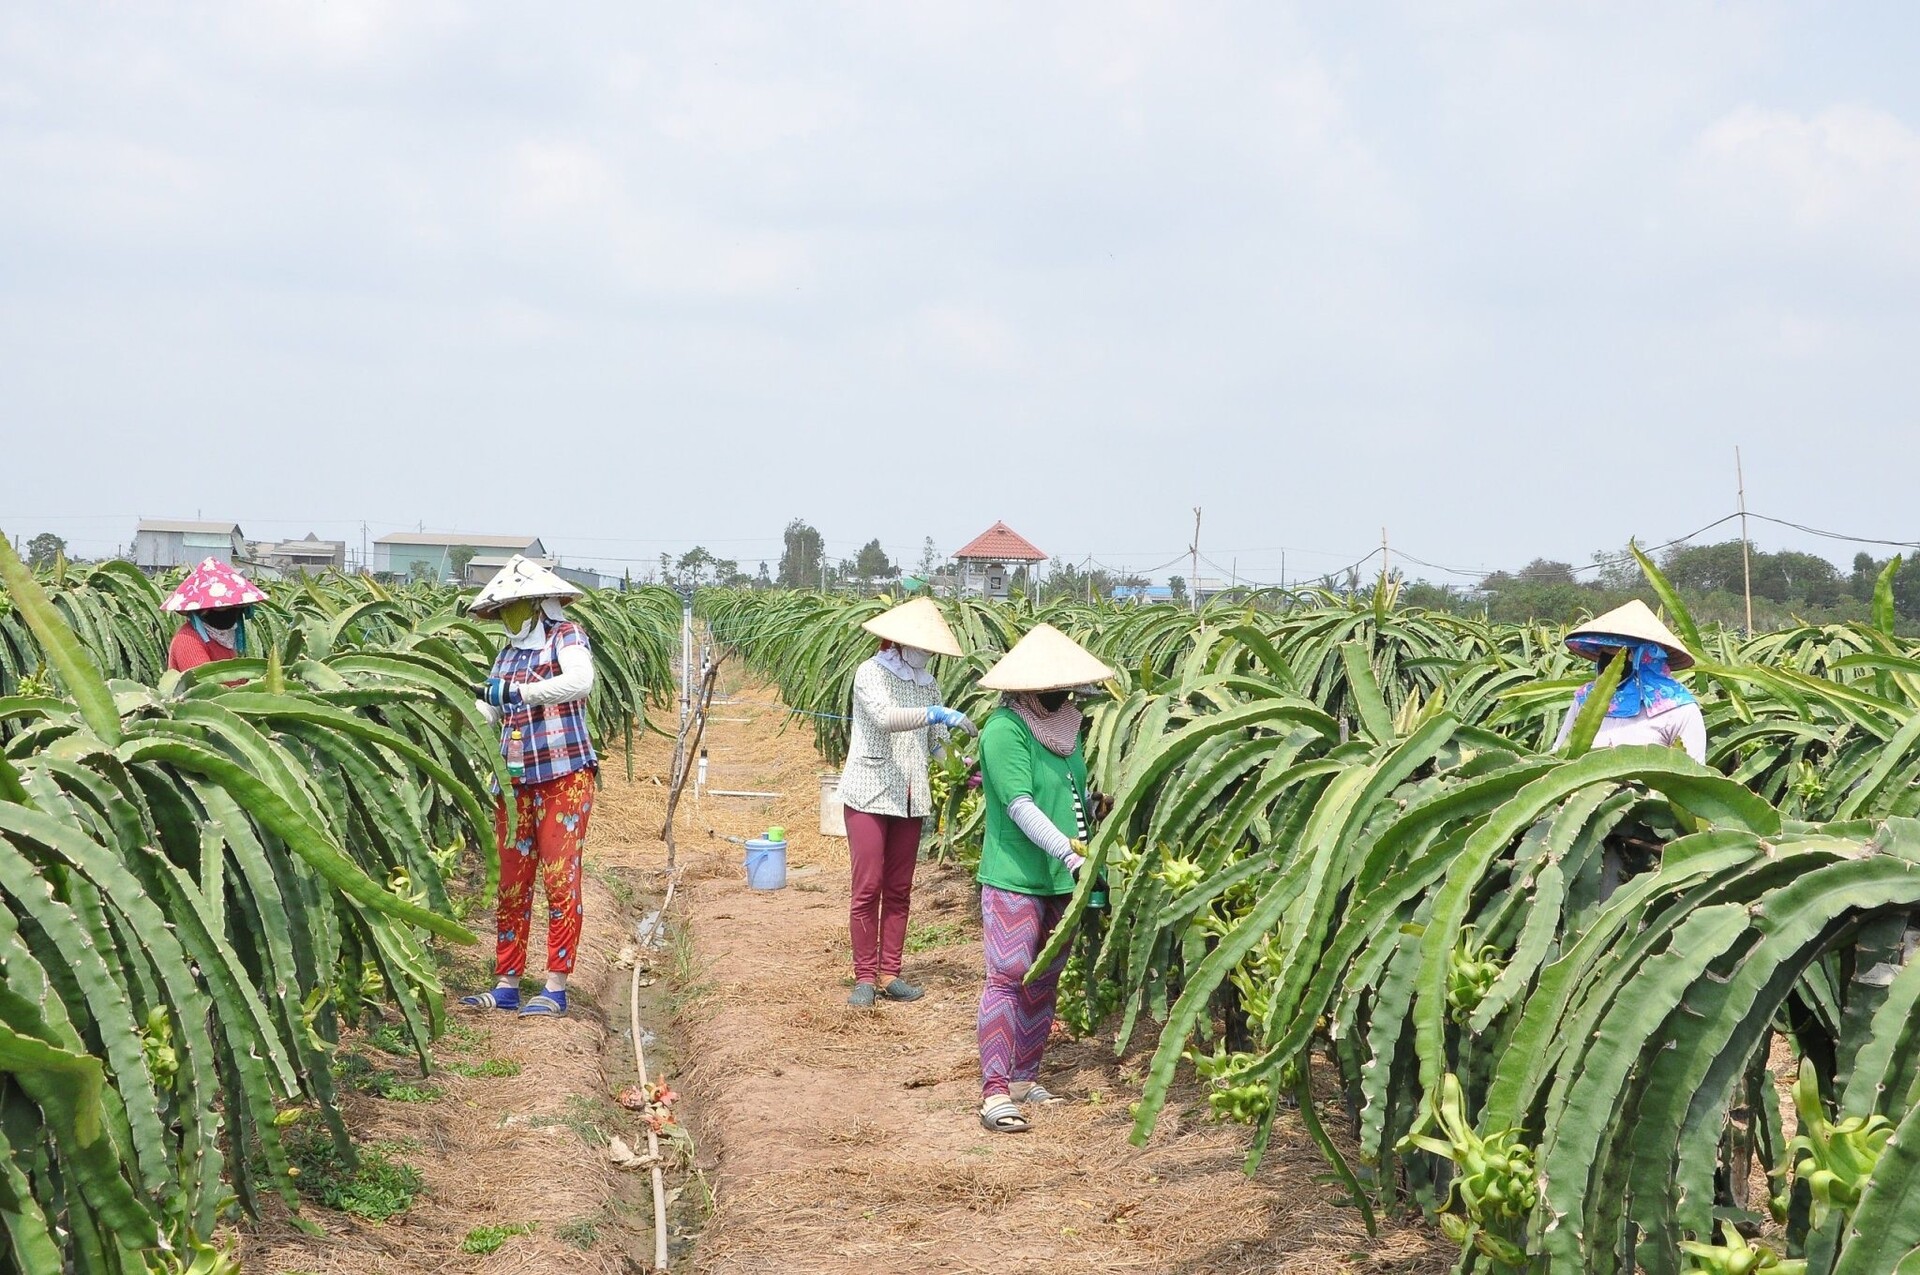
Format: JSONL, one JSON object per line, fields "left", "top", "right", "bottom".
{"left": 492, "top": 622, "right": 598, "bottom": 785}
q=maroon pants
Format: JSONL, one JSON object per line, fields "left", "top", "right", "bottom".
{"left": 844, "top": 807, "right": 922, "bottom": 984}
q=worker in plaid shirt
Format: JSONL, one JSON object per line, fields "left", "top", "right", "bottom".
{"left": 460, "top": 556, "right": 599, "bottom": 1019}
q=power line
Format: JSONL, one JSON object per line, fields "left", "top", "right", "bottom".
{"left": 1747, "top": 512, "right": 1920, "bottom": 552}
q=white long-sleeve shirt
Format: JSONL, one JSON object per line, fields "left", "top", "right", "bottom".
{"left": 477, "top": 643, "right": 594, "bottom": 724}
{"left": 1553, "top": 700, "right": 1707, "bottom": 763}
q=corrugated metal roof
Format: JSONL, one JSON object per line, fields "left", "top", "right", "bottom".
{"left": 953, "top": 521, "right": 1046, "bottom": 562}
{"left": 467, "top": 553, "right": 554, "bottom": 568}
{"left": 374, "top": 532, "right": 541, "bottom": 548}
{"left": 137, "top": 519, "right": 242, "bottom": 535}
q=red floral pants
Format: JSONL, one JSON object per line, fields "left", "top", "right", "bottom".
{"left": 494, "top": 767, "right": 594, "bottom": 977}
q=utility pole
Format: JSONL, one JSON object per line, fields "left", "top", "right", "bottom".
{"left": 1736, "top": 447, "right": 1754, "bottom": 635}
{"left": 1189, "top": 507, "right": 1202, "bottom": 614}
{"left": 1382, "top": 526, "right": 1390, "bottom": 582}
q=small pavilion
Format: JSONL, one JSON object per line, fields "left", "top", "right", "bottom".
{"left": 953, "top": 521, "right": 1047, "bottom": 599}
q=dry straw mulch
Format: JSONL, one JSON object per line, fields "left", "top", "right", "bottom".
{"left": 627, "top": 671, "right": 1446, "bottom": 1275}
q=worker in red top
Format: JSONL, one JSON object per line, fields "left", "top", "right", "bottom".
{"left": 162, "top": 558, "right": 269, "bottom": 673}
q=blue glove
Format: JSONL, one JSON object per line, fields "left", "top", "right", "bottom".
{"left": 926, "top": 705, "right": 977, "bottom": 735}
{"left": 483, "top": 678, "right": 522, "bottom": 709}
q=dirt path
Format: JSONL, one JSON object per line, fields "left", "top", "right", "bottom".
{"left": 242, "top": 673, "right": 1442, "bottom": 1274}
{"left": 638, "top": 673, "right": 1441, "bottom": 1275}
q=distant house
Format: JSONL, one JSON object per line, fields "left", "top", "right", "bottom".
{"left": 373, "top": 533, "right": 546, "bottom": 580}
{"left": 134, "top": 519, "right": 246, "bottom": 571}
{"left": 461, "top": 550, "right": 560, "bottom": 587}
{"left": 1191, "top": 577, "right": 1232, "bottom": 603}
{"left": 1112, "top": 584, "right": 1175, "bottom": 605}
{"left": 253, "top": 532, "right": 347, "bottom": 575}
{"left": 953, "top": 521, "right": 1047, "bottom": 600}
{"left": 554, "top": 564, "right": 621, "bottom": 592}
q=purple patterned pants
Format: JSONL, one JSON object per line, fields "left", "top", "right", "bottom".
{"left": 978, "top": 885, "right": 1070, "bottom": 1099}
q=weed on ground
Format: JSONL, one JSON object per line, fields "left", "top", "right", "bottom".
{"left": 459, "top": 1222, "right": 536, "bottom": 1255}
{"left": 283, "top": 1124, "right": 423, "bottom": 1222}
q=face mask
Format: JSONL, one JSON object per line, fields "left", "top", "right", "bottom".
{"left": 899, "top": 647, "right": 931, "bottom": 671}
{"left": 499, "top": 600, "right": 537, "bottom": 634}
{"left": 201, "top": 608, "right": 243, "bottom": 630}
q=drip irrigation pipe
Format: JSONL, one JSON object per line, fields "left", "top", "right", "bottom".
{"left": 631, "top": 867, "right": 677, "bottom": 1273}
{"left": 632, "top": 628, "right": 722, "bottom": 1270}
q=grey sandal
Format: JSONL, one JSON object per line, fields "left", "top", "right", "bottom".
{"left": 980, "top": 1096, "right": 1031, "bottom": 1134}
{"left": 1016, "top": 1082, "right": 1065, "bottom": 1105}
{"left": 847, "top": 982, "right": 878, "bottom": 1009}
{"left": 881, "top": 978, "right": 923, "bottom": 1002}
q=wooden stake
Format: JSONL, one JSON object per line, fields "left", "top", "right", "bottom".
{"left": 662, "top": 655, "right": 724, "bottom": 861}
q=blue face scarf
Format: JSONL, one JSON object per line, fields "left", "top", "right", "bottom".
{"left": 1569, "top": 636, "right": 1694, "bottom": 719}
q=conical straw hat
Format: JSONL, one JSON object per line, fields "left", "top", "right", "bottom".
{"left": 1565, "top": 599, "right": 1695, "bottom": 670}
{"left": 861, "top": 597, "right": 962, "bottom": 657}
{"left": 161, "top": 559, "right": 268, "bottom": 613}
{"left": 470, "top": 554, "right": 583, "bottom": 616}
{"left": 979, "top": 623, "right": 1117, "bottom": 692}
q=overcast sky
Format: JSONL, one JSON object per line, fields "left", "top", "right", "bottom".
{"left": 4, "top": 3, "right": 1917, "bottom": 585}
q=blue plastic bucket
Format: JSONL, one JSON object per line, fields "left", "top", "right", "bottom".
{"left": 743, "top": 838, "right": 788, "bottom": 891}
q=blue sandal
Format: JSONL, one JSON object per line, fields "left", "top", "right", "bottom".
{"left": 518, "top": 992, "right": 567, "bottom": 1017}
{"left": 459, "top": 987, "right": 520, "bottom": 1012}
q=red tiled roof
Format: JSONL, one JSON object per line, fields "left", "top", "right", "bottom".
{"left": 953, "top": 521, "right": 1047, "bottom": 562}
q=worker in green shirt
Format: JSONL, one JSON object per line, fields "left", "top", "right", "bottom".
{"left": 972, "top": 623, "right": 1116, "bottom": 1134}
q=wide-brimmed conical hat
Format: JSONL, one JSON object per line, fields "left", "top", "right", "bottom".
{"left": 469, "top": 555, "right": 583, "bottom": 616}
{"left": 1565, "top": 599, "right": 1695, "bottom": 670}
{"left": 161, "top": 559, "right": 268, "bottom": 613}
{"left": 861, "top": 597, "right": 962, "bottom": 657}
{"left": 979, "top": 623, "right": 1117, "bottom": 692}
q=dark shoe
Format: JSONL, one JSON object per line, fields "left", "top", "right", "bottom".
{"left": 881, "top": 978, "right": 923, "bottom": 1002}
{"left": 847, "top": 982, "right": 878, "bottom": 1008}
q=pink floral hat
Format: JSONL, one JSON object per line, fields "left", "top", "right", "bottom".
{"left": 161, "top": 559, "right": 269, "bottom": 613}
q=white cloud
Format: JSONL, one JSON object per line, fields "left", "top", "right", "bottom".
{"left": 1692, "top": 102, "right": 1920, "bottom": 254}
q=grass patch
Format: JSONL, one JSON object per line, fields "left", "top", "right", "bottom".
{"left": 904, "top": 918, "right": 966, "bottom": 954}
{"left": 459, "top": 1222, "right": 536, "bottom": 1255}
{"left": 440, "top": 1021, "right": 486, "bottom": 1053}
{"left": 368, "top": 1136, "right": 423, "bottom": 1155}
{"left": 590, "top": 863, "right": 640, "bottom": 913}
{"left": 556, "top": 1216, "right": 600, "bottom": 1250}
{"left": 333, "top": 1053, "right": 444, "bottom": 1103}
{"left": 667, "top": 923, "right": 716, "bottom": 1013}
{"left": 520, "top": 1094, "right": 622, "bottom": 1147}
{"left": 284, "top": 1126, "right": 423, "bottom": 1221}
{"left": 443, "top": 1057, "right": 522, "bottom": 1079}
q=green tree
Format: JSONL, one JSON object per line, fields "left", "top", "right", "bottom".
{"left": 1169, "top": 575, "right": 1188, "bottom": 603}
{"left": 778, "top": 519, "right": 824, "bottom": 589}
{"left": 853, "top": 539, "right": 896, "bottom": 583}
{"left": 25, "top": 532, "right": 66, "bottom": 570}
{"left": 915, "top": 537, "right": 939, "bottom": 583}
{"left": 663, "top": 546, "right": 735, "bottom": 590}
{"left": 448, "top": 545, "right": 478, "bottom": 581}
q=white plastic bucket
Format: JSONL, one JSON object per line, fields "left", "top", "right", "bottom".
{"left": 820, "top": 774, "right": 847, "bottom": 838}
{"left": 744, "top": 838, "right": 788, "bottom": 891}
